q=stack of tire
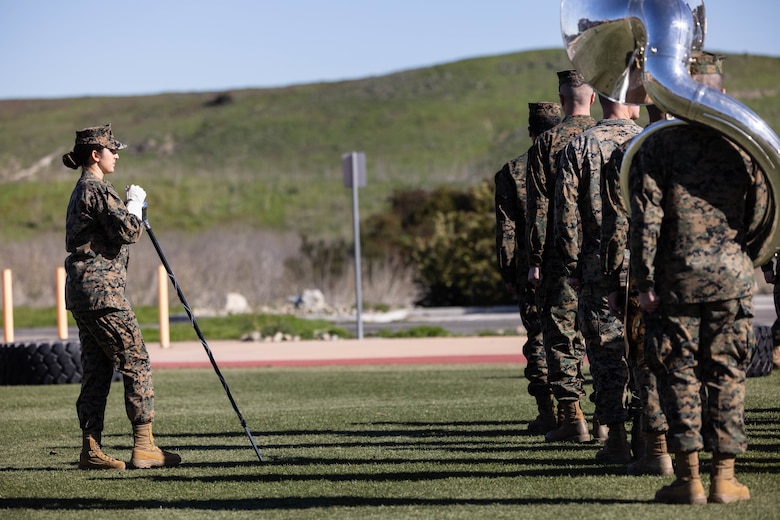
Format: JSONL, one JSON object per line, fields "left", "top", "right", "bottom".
{"left": 748, "top": 325, "right": 775, "bottom": 378}
{"left": 0, "top": 340, "right": 121, "bottom": 385}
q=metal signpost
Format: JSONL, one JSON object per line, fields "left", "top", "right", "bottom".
{"left": 342, "top": 152, "right": 366, "bottom": 339}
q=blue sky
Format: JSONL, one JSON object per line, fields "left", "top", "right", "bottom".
{"left": 1, "top": 0, "right": 778, "bottom": 100}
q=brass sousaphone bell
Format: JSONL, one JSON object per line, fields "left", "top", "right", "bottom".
{"left": 560, "top": 0, "right": 780, "bottom": 265}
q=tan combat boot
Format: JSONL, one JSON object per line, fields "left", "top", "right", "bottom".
{"left": 130, "top": 423, "right": 182, "bottom": 469}
{"left": 595, "top": 422, "right": 632, "bottom": 464}
{"left": 528, "top": 394, "right": 557, "bottom": 435}
{"left": 592, "top": 417, "right": 609, "bottom": 444}
{"left": 654, "top": 451, "right": 706, "bottom": 504}
{"left": 79, "top": 432, "right": 126, "bottom": 470}
{"left": 708, "top": 452, "right": 751, "bottom": 504}
{"left": 544, "top": 401, "right": 590, "bottom": 443}
{"left": 627, "top": 431, "right": 673, "bottom": 476}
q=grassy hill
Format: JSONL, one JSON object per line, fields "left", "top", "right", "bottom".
{"left": 1, "top": 49, "right": 779, "bottom": 242}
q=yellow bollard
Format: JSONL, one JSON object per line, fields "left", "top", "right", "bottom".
{"left": 158, "top": 264, "right": 170, "bottom": 348}
{"left": 2, "top": 269, "right": 13, "bottom": 343}
{"left": 56, "top": 267, "right": 68, "bottom": 340}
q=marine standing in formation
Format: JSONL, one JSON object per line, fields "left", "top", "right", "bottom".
{"left": 759, "top": 254, "right": 780, "bottom": 369}
{"left": 63, "top": 124, "right": 181, "bottom": 470}
{"left": 526, "top": 70, "right": 596, "bottom": 443}
{"left": 554, "top": 94, "right": 642, "bottom": 462}
{"left": 600, "top": 103, "right": 674, "bottom": 477}
{"left": 628, "top": 52, "right": 766, "bottom": 504}
{"left": 494, "top": 101, "right": 561, "bottom": 434}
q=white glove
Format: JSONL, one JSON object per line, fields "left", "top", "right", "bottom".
{"left": 125, "top": 184, "right": 147, "bottom": 220}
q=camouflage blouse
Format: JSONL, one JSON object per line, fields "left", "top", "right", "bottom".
{"left": 495, "top": 151, "right": 531, "bottom": 287}
{"left": 628, "top": 124, "right": 769, "bottom": 303}
{"left": 599, "top": 141, "right": 632, "bottom": 294}
{"left": 64, "top": 171, "right": 143, "bottom": 311}
{"left": 555, "top": 118, "right": 642, "bottom": 285}
{"left": 526, "top": 115, "right": 596, "bottom": 272}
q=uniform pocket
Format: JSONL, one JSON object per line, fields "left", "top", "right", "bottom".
{"left": 733, "top": 298, "right": 753, "bottom": 368}
{"left": 643, "top": 311, "right": 691, "bottom": 374}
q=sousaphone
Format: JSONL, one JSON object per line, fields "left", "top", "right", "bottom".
{"left": 560, "top": 0, "right": 780, "bottom": 265}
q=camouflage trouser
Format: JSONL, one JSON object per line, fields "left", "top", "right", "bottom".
{"left": 772, "top": 282, "right": 780, "bottom": 346}
{"left": 644, "top": 297, "right": 751, "bottom": 454}
{"left": 625, "top": 291, "right": 668, "bottom": 433}
{"left": 518, "top": 283, "right": 549, "bottom": 397}
{"left": 73, "top": 309, "right": 155, "bottom": 433}
{"left": 579, "top": 285, "right": 629, "bottom": 425}
{"left": 537, "top": 272, "right": 585, "bottom": 401}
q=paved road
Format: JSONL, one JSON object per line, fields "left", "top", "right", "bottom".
{"left": 334, "top": 294, "right": 777, "bottom": 336}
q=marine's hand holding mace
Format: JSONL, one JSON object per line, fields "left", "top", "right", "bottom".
{"left": 125, "top": 184, "right": 147, "bottom": 220}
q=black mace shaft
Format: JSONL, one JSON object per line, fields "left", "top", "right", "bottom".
{"left": 141, "top": 208, "right": 263, "bottom": 462}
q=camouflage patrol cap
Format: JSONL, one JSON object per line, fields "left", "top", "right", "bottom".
{"left": 557, "top": 69, "right": 587, "bottom": 87}
{"left": 528, "top": 101, "right": 561, "bottom": 119}
{"left": 690, "top": 51, "right": 724, "bottom": 75}
{"left": 74, "top": 124, "right": 127, "bottom": 150}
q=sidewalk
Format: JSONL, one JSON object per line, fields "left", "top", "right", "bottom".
{"left": 147, "top": 335, "right": 527, "bottom": 369}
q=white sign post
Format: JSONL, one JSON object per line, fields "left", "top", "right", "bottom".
{"left": 342, "top": 152, "right": 366, "bottom": 339}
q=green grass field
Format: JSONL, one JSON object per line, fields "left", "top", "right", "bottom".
{"left": 1, "top": 365, "right": 778, "bottom": 519}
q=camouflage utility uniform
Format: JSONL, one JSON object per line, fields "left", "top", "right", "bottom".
{"left": 760, "top": 253, "right": 780, "bottom": 346}
{"left": 495, "top": 153, "right": 546, "bottom": 397}
{"left": 601, "top": 142, "right": 669, "bottom": 437}
{"left": 555, "top": 118, "right": 642, "bottom": 426}
{"left": 526, "top": 114, "right": 595, "bottom": 402}
{"left": 65, "top": 171, "right": 154, "bottom": 434}
{"left": 629, "top": 123, "right": 769, "bottom": 455}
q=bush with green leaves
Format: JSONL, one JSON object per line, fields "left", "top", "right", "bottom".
{"left": 409, "top": 180, "right": 507, "bottom": 306}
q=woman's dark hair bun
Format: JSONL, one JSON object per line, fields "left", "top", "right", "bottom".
{"left": 62, "top": 151, "right": 79, "bottom": 170}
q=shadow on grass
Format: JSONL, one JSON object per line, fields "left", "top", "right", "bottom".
{"left": 0, "top": 495, "right": 644, "bottom": 511}
{"left": 147, "top": 408, "right": 779, "bottom": 478}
